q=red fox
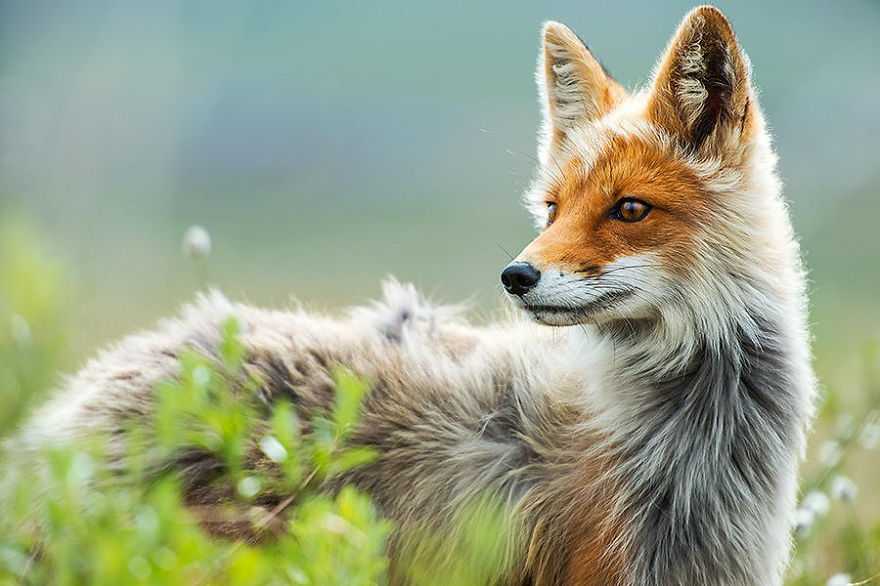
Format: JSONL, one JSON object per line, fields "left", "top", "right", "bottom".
{"left": 11, "top": 6, "right": 814, "bottom": 585}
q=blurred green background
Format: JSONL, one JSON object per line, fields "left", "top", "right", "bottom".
{"left": 1, "top": 1, "right": 879, "bottom": 582}
{"left": 2, "top": 1, "right": 878, "bottom": 363}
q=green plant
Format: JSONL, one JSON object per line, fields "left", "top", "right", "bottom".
{"left": 0, "top": 217, "right": 67, "bottom": 433}
{"left": 786, "top": 340, "right": 880, "bottom": 586}
{"left": 0, "top": 315, "right": 391, "bottom": 585}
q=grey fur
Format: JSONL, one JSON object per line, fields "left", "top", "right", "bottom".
{"left": 603, "top": 315, "right": 807, "bottom": 586}
{"left": 8, "top": 8, "right": 816, "bottom": 586}
{"left": 9, "top": 285, "right": 584, "bottom": 583}
{"left": 8, "top": 274, "right": 813, "bottom": 585}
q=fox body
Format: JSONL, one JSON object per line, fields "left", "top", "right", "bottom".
{"left": 12, "top": 6, "right": 814, "bottom": 586}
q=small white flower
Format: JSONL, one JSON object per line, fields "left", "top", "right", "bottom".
{"left": 192, "top": 365, "right": 211, "bottom": 388}
{"left": 861, "top": 421, "right": 880, "bottom": 450}
{"left": 793, "top": 506, "right": 814, "bottom": 537}
{"left": 237, "top": 475, "right": 261, "bottom": 499}
{"left": 802, "top": 490, "right": 830, "bottom": 517}
{"left": 320, "top": 512, "right": 352, "bottom": 535}
{"left": 182, "top": 225, "right": 212, "bottom": 259}
{"left": 68, "top": 452, "right": 95, "bottom": 486}
{"left": 287, "top": 567, "right": 308, "bottom": 584}
{"left": 134, "top": 505, "right": 159, "bottom": 535}
{"left": 830, "top": 475, "right": 858, "bottom": 503}
{"left": 10, "top": 314, "right": 32, "bottom": 347}
{"left": 826, "top": 573, "right": 852, "bottom": 586}
{"left": 819, "top": 440, "right": 842, "bottom": 467}
{"left": 259, "top": 435, "right": 288, "bottom": 463}
{"left": 836, "top": 414, "right": 855, "bottom": 439}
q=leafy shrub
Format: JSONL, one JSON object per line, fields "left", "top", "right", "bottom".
{"left": 0, "top": 220, "right": 393, "bottom": 584}
{"left": 0, "top": 313, "right": 391, "bottom": 585}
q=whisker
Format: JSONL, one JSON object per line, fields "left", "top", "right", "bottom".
{"left": 505, "top": 148, "right": 539, "bottom": 165}
{"left": 496, "top": 244, "right": 515, "bottom": 262}
{"left": 572, "top": 263, "right": 661, "bottom": 278}
{"left": 599, "top": 263, "right": 662, "bottom": 276}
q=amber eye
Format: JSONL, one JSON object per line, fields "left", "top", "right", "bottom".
{"left": 610, "top": 198, "right": 652, "bottom": 223}
{"left": 546, "top": 202, "right": 558, "bottom": 225}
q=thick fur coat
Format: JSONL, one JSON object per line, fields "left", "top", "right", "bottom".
{"left": 11, "top": 6, "right": 815, "bottom": 586}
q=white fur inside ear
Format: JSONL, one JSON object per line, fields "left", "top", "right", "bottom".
{"left": 536, "top": 22, "right": 620, "bottom": 166}
{"left": 649, "top": 10, "right": 751, "bottom": 151}
{"left": 672, "top": 25, "right": 737, "bottom": 135}
{"left": 544, "top": 43, "right": 595, "bottom": 128}
{"left": 674, "top": 31, "right": 710, "bottom": 130}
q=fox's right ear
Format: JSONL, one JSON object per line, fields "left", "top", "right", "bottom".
{"left": 537, "top": 22, "right": 626, "bottom": 161}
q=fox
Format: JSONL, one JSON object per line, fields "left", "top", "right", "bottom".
{"left": 8, "top": 5, "right": 814, "bottom": 586}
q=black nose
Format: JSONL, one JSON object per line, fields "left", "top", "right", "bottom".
{"left": 501, "top": 262, "right": 541, "bottom": 296}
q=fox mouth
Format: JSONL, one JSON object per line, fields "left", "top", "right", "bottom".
{"left": 520, "top": 289, "right": 635, "bottom": 324}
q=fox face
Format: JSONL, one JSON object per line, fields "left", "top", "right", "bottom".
{"left": 503, "top": 7, "right": 779, "bottom": 328}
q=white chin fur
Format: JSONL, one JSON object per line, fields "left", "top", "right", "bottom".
{"left": 509, "top": 255, "right": 669, "bottom": 325}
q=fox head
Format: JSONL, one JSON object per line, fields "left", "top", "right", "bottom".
{"left": 503, "top": 5, "right": 799, "bottom": 343}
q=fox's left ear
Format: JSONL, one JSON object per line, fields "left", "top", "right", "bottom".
{"left": 538, "top": 22, "right": 626, "bottom": 161}
{"left": 647, "top": 6, "right": 754, "bottom": 155}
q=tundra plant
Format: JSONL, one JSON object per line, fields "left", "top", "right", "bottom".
{"left": 1, "top": 315, "right": 390, "bottom": 586}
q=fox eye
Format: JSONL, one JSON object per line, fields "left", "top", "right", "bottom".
{"left": 546, "top": 202, "right": 558, "bottom": 225}
{"left": 610, "top": 198, "right": 652, "bottom": 223}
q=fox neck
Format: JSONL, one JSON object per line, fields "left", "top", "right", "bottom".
{"left": 571, "top": 286, "right": 812, "bottom": 585}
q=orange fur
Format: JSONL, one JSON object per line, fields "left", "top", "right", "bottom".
{"left": 562, "top": 465, "right": 627, "bottom": 586}
{"left": 522, "top": 135, "right": 707, "bottom": 277}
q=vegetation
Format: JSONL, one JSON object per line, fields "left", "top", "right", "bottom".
{"left": 0, "top": 219, "right": 878, "bottom": 585}
{"left": 0, "top": 226, "right": 391, "bottom": 585}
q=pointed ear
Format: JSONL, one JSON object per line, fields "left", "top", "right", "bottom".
{"left": 538, "top": 21, "right": 626, "bottom": 155}
{"left": 647, "top": 6, "right": 754, "bottom": 155}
